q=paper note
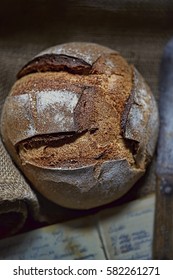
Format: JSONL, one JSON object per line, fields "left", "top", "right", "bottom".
{"left": 0, "top": 195, "right": 155, "bottom": 260}
{"left": 0, "top": 216, "right": 105, "bottom": 260}
{"left": 98, "top": 195, "right": 155, "bottom": 260}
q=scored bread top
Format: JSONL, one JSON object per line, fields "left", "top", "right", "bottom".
{"left": 2, "top": 43, "right": 156, "bottom": 169}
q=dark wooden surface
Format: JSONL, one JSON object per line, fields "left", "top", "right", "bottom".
{"left": 153, "top": 38, "right": 173, "bottom": 259}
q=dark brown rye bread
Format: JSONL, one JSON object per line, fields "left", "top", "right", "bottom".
{"left": 1, "top": 42, "right": 159, "bottom": 209}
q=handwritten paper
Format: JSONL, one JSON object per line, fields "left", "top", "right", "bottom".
{"left": 0, "top": 216, "right": 105, "bottom": 260}
{"left": 98, "top": 195, "right": 155, "bottom": 259}
{"left": 0, "top": 195, "right": 155, "bottom": 260}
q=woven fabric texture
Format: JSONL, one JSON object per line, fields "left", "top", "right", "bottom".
{"left": 0, "top": 138, "right": 40, "bottom": 238}
{"left": 0, "top": 0, "right": 173, "bottom": 238}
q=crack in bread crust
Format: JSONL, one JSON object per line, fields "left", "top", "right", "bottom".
{"left": 17, "top": 54, "right": 92, "bottom": 79}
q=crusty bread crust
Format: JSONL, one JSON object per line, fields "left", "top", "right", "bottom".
{"left": 1, "top": 42, "right": 159, "bottom": 209}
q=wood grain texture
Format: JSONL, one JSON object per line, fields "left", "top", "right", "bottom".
{"left": 153, "top": 38, "right": 173, "bottom": 259}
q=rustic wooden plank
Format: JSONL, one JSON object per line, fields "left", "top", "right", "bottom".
{"left": 153, "top": 38, "right": 173, "bottom": 259}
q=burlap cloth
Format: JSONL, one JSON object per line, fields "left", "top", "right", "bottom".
{"left": 0, "top": 0, "right": 173, "bottom": 238}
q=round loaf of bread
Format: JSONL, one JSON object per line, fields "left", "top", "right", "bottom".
{"left": 1, "top": 42, "right": 159, "bottom": 209}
